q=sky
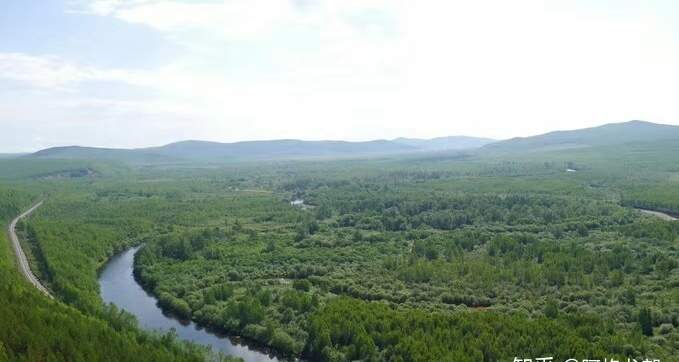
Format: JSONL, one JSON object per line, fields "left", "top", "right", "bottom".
{"left": 2, "top": 0, "right": 679, "bottom": 152}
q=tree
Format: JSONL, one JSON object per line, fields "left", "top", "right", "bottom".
{"left": 638, "top": 308, "right": 653, "bottom": 336}
{"left": 315, "top": 204, "right": 332, "bottom": 220}
{"left": 293, "top": 279, "right": 311, "bottom": 292}
{"left": 264, "top": 239, "right": 276, "bottom": 252}
{"left": 308, "top": 220, "right": 319, "bottom": 235}
{"left": 544, "top": 299, "right": 559, "bottom": 319}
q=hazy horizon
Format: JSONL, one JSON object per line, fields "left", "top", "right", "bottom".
{"left": 0, "top": 120, "right": 674, "bottom": 155}
{"left": 3, "top": 119, "right": 671, "bottom": 153}
{"left": 3, "top": 1, "right": 679, "bottom": 152}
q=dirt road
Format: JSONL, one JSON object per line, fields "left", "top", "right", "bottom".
{"left": 637, "top": 208, "right": 678, "bottom": 221}
{"left": 8, "top": 201, "right": 52, "bottom": 298}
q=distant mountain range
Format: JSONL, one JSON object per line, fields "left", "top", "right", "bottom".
{"left": 26, "top": 121, "right": 679, "bottom": 163}
{"left": 482, "top": 120, "right": 679, "bottom": 153}
{"left": 392, "top": 136, "right": 495, "bottom": 151}
{"left": 29, "top": 136, "right": 495, "bottom": 163}
{"left": 0, "top": 153, "right": 28, "bottom": 159}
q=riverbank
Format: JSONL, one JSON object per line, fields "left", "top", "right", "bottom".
{"left": 99, "top": 246, "right": 287, "bottom": 362}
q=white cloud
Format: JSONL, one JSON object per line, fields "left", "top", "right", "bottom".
{"left": 0, "top": 53, "right": 142, "bottom": 90}
{"left": 0, "top": 53, "right": 93, "bottom": 89}
{"left": 57, "top": 1, "right": 412, "bottom": 140}
{"left": 77, "top": 0, "right": 403, "bottom": 39}
{"left": 4, "top": 0, "right": 679, "bottom": 152}
{"left": 401, "top": 1, "right": 679, "bottom": 136}
{"left": 118, "top": 1, "right": 293, "bottom": 38}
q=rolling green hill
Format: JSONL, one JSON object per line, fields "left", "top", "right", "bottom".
{"left": 30, "top": 146, "right": 180, "bottom": 164}
{"left": 482, "top": 120, "right": 679, "bottom": 153}
{"left": 4, "top": 123, "right": 679, "bottom": 361}
{"left": 144, "top": 139, "right": 417, "bottom": 161}
{"left": 30, "top": 121, "right": 679, "bottom": 163}
{"left": 27, "top": 136, "right": 494, "bottom": 163}
{"left": 392, "top": 136, "right": 495, "bottom": 150}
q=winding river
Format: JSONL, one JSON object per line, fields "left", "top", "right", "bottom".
{"left": 98, "top": 209, "right": 676, "bottom": 361}
{"left": 99, "top": 246, "right": 281, "bottom": 362}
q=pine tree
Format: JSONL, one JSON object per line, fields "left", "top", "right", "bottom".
{"left": 638, "top": 307, "right": 653, "bottom": 336}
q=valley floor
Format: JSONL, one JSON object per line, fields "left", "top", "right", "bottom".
{"left": 2, "top": 139, "right": 679, "bottom": 361}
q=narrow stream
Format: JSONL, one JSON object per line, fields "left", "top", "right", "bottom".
{"left": 99, "top": 246, "right": 281, "bottom": 362}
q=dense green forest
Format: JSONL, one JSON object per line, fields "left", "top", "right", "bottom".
{"left": 132, "top": 173, "right": 678, "bottom": 360}
{"left": 0, "top": 185, "right": 222, "bottom": 362}
{"left": 1, "top": 137, "right": 678, "bottom": 361}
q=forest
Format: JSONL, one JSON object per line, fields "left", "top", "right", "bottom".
{"left": 0, "top": 139, "right": 678, "bottom": 361}
{"left": 0, "top": 185, "right": 230, "bottom": 362}
{"left": 6, "top": 0, "right": 679, "bottom": 358}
